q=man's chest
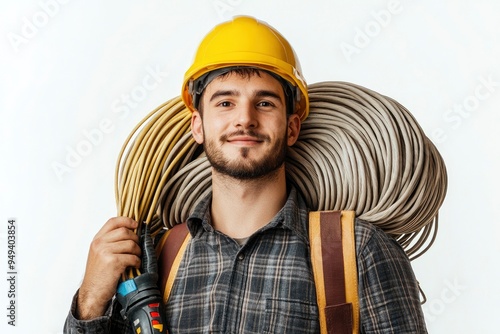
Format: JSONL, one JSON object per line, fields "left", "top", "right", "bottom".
{"left": 165, "top": 229, "right": 319, "bottom": 333}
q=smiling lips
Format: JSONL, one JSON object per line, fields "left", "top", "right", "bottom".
{"left": 227, "top": 135, "right": 264, "bottom": 146}
{"left": 222, "top": 131, "right": 269, "bottom": 146}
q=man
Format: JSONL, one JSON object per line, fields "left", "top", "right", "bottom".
{"left": 64, "top": 16, "right": 427, "bottom": 333}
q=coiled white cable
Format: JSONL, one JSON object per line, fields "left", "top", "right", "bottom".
{"left": 115, "top": 81, "right": 447, "bottom": 260}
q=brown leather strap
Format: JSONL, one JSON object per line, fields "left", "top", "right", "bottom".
{"left": 320, "top": 211, "right": 346, "bottom": 306}
{"left": 325, "top": 303, "right": 353, "bottom": 334}
{"left": 310, "top": 210, "right": 356, "bottom": 334}
{"left": 156, "top": 223, "right": 190, "bottom": 299}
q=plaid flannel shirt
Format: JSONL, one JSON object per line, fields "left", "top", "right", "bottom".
{"left": 64, "top": 187, "right": 427, "bottom": 333}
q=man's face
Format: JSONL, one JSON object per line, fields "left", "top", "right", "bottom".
{"left": 191, "top": 70, "right": 300, "bottom": 180}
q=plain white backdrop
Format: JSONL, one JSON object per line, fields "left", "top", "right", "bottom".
{"left": 1, "top": 0, "right": 499, "bottom": 333}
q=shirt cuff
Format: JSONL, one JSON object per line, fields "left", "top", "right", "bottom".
{"left": 63, "top": 290, "right": 112, "bottom": 334}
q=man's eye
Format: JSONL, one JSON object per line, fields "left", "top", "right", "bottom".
{"left": 218, "top": 101, "right": 231, "bottom": 107}
{"left": 257, "top": 101, "right": 273, "bottom": 107}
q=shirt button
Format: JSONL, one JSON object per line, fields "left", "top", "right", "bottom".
{"left": 237, "top": 253, "right": 245, "bottom": 261}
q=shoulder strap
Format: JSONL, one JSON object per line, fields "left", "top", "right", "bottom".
{"left": 309, "top": 210, "right": 359, "bottom": 334}
{"left": 156, "top": 223, "right": 191, "bottom": 303}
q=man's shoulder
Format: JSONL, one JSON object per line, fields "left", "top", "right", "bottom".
{"left": 353, "top": 218, "right": 406, "bottom": 259}
{"left": 353, "top": 218, "right": 385, "bottom": 245}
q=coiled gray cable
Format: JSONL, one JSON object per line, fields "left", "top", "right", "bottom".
{"left": 116, "top": 81, "right": 447, "bottom": 260}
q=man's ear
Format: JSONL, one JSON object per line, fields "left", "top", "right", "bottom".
{"left": 287, "top": 113, "right": 301, "bottom": 146}
{"left": 191, "top": 111, "right": 204, "bottom": 144}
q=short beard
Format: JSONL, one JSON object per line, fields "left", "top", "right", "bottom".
{"left": 203, "top": 129, "right": 287, "bottom": 181}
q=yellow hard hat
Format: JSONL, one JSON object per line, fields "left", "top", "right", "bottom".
{"left": 181, "top": 16, "right": 309, "bottom": 121}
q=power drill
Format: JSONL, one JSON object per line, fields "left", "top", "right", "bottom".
{"left": 116, "top": 223, "right": 167, "bottom": 333}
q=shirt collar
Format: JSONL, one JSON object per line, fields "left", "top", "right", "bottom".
{"left": 186, "top": 185, "right": 309, "bottom": 244}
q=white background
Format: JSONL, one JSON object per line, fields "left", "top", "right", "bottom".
{"left": 1, "top": 0, "right": 499, "bottom": 333}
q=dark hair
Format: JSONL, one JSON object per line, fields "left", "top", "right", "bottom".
{"left": 193, "top": 67, "right": 296, "bottom": 116}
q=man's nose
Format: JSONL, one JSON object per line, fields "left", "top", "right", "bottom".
{"left": 233, "top": 102, "right": 258, "bottom": 128}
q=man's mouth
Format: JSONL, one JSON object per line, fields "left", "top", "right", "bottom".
{"left": 222, "top": 131, "right": 268, "bottom": 146}
{"left": 227, "top": 135, "right": 263, "bottom": 145}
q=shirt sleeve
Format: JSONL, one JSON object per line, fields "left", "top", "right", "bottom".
{"left": 355, "top": 221, "right": 428, "bottom": 333}
{"left": 63, "top": 290, "right": 131, "bottom": 334}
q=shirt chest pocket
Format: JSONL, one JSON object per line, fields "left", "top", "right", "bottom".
{"left": 263, "top": 298, "right": 319, "bottom": 333}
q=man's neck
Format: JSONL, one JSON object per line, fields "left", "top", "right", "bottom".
{"left": 210, "top": 167, "right": 288, "bottom": 238}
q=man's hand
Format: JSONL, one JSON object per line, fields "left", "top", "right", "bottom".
{"left": 76, "top": 217, "right": 141, "bottom": 320}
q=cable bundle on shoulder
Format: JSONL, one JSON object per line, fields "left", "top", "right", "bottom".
{"left": 115, "top": 81, "right": 447, "bottom": 259}
{"left": 289, "top": 82, "right": 447, "bottom": 259}
{"left": 115, "top": 97, "right": 193, "bottom": 234}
